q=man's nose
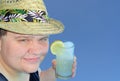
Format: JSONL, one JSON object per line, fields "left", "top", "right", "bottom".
{"left": 27, "top": 41, "right": 43, "bottom": 54}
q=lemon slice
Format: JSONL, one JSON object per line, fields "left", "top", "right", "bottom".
{"left": 50, "top": 40, "right": 64, "bottom": 55}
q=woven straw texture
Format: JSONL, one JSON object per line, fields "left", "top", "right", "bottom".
{"left": 0, "top": 0, "right": 64, "bottom": 35}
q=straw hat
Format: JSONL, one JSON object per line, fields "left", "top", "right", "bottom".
{"left": 0, "top": 0, "right": 64, "bottom": 35}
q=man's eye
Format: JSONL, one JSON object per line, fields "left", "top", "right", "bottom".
{"left": 39, "top": 38, "right": 49, "bottom": 42}
{"left": 18, "top": 39, "right": 29, "bottom": 42}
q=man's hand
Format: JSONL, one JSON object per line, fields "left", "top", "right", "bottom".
{"left": 40, "top": 56, "right": 77, "bottom": 81}
{"left": 40, "top": 67, "right": 56, "bottom": 81}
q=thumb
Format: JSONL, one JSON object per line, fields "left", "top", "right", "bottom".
{"left": 52, "top": 59, "right": 56, "bottom": 70}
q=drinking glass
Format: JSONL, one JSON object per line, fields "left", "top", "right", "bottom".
{"left": 55, "top": 42, "right": 74, "bottom": 79}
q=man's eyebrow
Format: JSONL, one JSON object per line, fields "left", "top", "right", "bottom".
{"left": 39, "top": 35, "right": 49, "bottom": 39}
{"left": 14, "top": 35, "right": 49, "bottom": 39}
{"left": 14, "top": 36, "right": 30, "bottom": 39}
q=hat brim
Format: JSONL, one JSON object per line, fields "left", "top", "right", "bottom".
{"left": 0, "top": 18, "right": 64, "bottom": 35}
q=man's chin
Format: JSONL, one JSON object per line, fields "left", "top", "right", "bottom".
{"left": 23, "top": 67, "right": 39, "bottom": 74}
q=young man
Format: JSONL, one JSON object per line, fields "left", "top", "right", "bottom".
{"left": 0, "top": 0, "right": 77, "bottom": 81}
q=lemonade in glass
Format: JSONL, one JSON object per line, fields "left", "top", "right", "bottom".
{"left": 50, "top": 40, "right": 74, "bottom": 79}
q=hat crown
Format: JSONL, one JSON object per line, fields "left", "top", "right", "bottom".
{"left": 0, "top": 0, "right": 64, "bottom": 35}
{"left": 0, "top": 0, "right": 47, "bottom": 12}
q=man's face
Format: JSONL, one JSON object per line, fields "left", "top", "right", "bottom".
{"left": 0, "top": 32, "right": 49, "bottom": 73}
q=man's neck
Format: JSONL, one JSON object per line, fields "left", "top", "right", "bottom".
{"left": 0, "top": 55, "right": 29, "bottom": 81}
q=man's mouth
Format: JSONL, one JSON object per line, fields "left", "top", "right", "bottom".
{"left": 23, "top": 57, "right": 40, "bottom": 63}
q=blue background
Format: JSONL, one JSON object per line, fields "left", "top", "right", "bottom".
{"left": 41, "top": 0, "right": 120, "bottom": 81}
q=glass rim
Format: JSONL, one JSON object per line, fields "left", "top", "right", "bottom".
{"left": 58, "top": 44, "right": 74, "bottom": 49}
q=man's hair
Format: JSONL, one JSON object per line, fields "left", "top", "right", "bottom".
{"left": 0, "top": 29, "right": 7, "bottom": 37}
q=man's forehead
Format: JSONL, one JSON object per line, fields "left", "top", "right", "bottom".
{"left": 7, "top": 31, "right": 49, "bottom": 38}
